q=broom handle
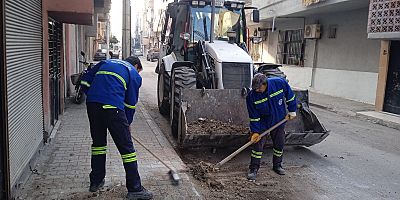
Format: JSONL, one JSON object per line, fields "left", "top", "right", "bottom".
{"left": 215, "top": 118, "right": 288, "bottom": 168}
{"left": 131, "top": 136, "right": 173, "bottom": 171}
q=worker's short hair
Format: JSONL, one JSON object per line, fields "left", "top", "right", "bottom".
{"left": 124, "top": 56, "right": 142, "bottom": 70}
{"left": 252, "top": 73, "right": 267, "bottom": 90}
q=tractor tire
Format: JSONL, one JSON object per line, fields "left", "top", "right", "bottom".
{"left": 157, "top": 64, "right": 171, "bottom": 116}
{"left": 170, "top": 66, "right": 196, "bottom": 138}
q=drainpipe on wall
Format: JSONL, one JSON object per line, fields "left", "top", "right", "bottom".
{"left": 310, "top": 39, "right": 319, "bottom": 88}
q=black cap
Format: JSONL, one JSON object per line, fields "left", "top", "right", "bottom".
{"left": 124, "top": 56, "right": 142, "bottom": 70}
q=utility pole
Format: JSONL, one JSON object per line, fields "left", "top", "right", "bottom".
{"left": 210, "top": 0, "right": 215, "bottom": 43}
{"left": 122, "top": 0, "right": 131, "bottom": 59}
{"left": 106, "top": 15, "right": 110, "bottom": 59}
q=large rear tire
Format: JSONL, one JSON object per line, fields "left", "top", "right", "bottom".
{"left": 170, "top": 66, "right": 196, "bottom": 138}
{"left": 157, "top": 64, "right": 171, "bottom": 116}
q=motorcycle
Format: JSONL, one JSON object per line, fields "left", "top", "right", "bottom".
{"left": 70, "top": 51, "right": 93, "bottom": 104}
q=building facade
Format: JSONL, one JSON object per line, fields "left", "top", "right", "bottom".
{"left": 367, "top": 0, "right": 400, "bottom": 115}
{"left": 250, "top": 0, "right": 387, "bottom": 107}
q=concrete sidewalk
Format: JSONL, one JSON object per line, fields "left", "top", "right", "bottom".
{"left": 16, "top": 102, "right": 202, "bottom": 200}
{"left": 309, "top": 91, "right": 400, "bottom": 130}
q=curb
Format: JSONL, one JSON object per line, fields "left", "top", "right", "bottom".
{"left": 309, "top": 102, "right": 357, "bottom": 117}
{"left": 356, "top": 112, "right": 400, "bottom": 131}
{"left": 310, "top": 102, "right": 400, "bottom": 131}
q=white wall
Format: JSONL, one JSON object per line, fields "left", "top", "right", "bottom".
{"left": 279, "top": 66, "right": 312, "bottom": 89}
{"left": 311, "top": 68, "right": 378, "bottom": 104}
{"left": 280, "top": 66, "right": 378, "bottom": 104}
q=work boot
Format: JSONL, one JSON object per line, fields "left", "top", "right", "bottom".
{"left": 89, "top": 179, "right": 105, "bottom": 192}
{"left": 247, "top": 168, "right": 258, "bottom": 180}
{"left": 126, "top": 186, "right": 153, "bottom": 200}
{"left": 273, "top": 164, "right": 285, "bottom": 175}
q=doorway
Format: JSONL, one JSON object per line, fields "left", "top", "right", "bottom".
{"left": 384, "top": 41, "right": 400, "bottom": 115}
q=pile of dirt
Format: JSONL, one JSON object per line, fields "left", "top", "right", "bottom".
{"left": 181, "top": 150, "right": 317, "bottom": 200}
{"left": 189, "top": 161, "right": 224, "bottom": 190}
{"left": 187, "top": 118, "right": 249, "bottom": 135}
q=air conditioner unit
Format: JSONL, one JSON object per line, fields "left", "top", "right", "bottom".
{"left": 304, "top": 24, "right": 321, "bottom": 39}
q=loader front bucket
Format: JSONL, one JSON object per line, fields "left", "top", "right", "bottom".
{"left": 177, "top": 89, "right": 329, "bottom": 148}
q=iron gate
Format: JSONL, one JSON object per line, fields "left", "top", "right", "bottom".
{"left": 48, "top": 18, "right": 62, "bottom": 125}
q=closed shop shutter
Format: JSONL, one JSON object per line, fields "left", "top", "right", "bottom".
{"left": 5, "top": 0, "right": 43, "bottom": 186}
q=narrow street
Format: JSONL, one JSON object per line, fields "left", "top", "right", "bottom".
{"left": 2, "top": 0, "right": 400, "bottom": 199}
{"left": 139, "top": 59, "right": 400, "bottom": 200}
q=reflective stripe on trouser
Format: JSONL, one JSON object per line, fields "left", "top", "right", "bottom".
{"left": 249, "top": 125, "right": 286, "bottom": 170}
{"left": 92, "top": 146, "right": 107, "bottom": 155}
{"left": 87, "top": 102, "right": 142, "bottom": 192}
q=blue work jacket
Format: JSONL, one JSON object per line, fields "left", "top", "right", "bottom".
{"left": 80, "top": 59, "right": 141, "bottom": 124}
{"left": 246, "top": 77, "right": 297, "bottom": 133}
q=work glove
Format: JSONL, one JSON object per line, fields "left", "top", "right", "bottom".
{"left": 250, "top": 133, "right": 261, "bottom": 143}
{"left": 286, "top": 112, "right": 297, "bottom": 120}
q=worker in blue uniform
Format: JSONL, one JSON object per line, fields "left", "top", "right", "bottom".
{"left": 246, "top": 73, "right": 297, "bottom": 180}
{"left": 80, "top": 56, "right": 153, "bottom": 200}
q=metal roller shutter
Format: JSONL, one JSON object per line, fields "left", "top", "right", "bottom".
{"left": 5, "top": 0, "right": 43, "bottom": 186}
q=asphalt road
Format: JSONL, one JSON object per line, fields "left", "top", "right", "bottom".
{"left": 138, "top": 58, "right": 400, "bottom": 200}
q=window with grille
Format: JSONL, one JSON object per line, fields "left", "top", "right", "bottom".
{"left": 276, "top": 29, "right": 305, "bottom": 66}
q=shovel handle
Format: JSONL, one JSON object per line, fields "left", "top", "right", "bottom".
{"left": 215, "top": 118, "right": 288, "bottom": 168}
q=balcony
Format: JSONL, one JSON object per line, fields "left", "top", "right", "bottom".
{"left": 253, "top": 0, "right": 369, "bottom": 21}
{"left": 46, "top": 0, "right": 94, "bottom": 25}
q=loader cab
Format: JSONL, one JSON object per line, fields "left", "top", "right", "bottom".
{"left": 161, "top": 0, "right": 249, "bottom": 63}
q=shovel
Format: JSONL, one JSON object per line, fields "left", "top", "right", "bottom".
{"left": 214, "top": 118, "right": 288, "bottom": 169}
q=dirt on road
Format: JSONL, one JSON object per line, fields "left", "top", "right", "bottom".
{"left": 141, "top": 99, "right": 320, "bottom": 200}
{"left": 181, "top": 150, "right": 316, "bottom": 200}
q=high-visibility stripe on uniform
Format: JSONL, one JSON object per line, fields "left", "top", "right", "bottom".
{"left": 250, "top": 118, "right": 260, "bottom": 122}
{"left": 273, "top": 148, "right": 283, "bottom": 157}
{"left": 121, "top": 152, "right": 137, "bottom": 163}
{"left": 251, "top": 150, "right": 263, "bottom": 159}
{"left": 286, "top": 95, "right": 296, "bottom": 102}
{"left": 102, "top": 105, "right": 117, "bottom": 109}
{"left": 92, "top": 146, "right": 107, "bottom": 151}
{"left": 80, "top": 80, "right": 90, "bottom": 87}
{"left": 123, "top": 157, "right": 138, "bottom": 163}
{"left": 91, "top": 146, "right": 107, "bottom": 155}
{"left": 254, "top": 97, "right": 268, "bottom": 105}
{"left": 270, "top": 89, "right": 283, "bottom": 98}
{"left": 124, "top": 102, "right": 136, "bottom": 109}
{"left": 252, "top": 150, "right": 263, "bottom": 155}
{"left": 251, "top": 154, "right": 262, "bottom": 159}
{"left": 92, "top": 151, "right": 107, "bottom": 155}
{"left": 96, "top": 71, "right": 127, "bottom": 90}
{"left": 121, "top": 152, "right": 137, "bottom": 159}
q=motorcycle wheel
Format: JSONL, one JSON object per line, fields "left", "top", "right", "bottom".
{"left": 74, "top": 87, "right": 86, "bottom": 104}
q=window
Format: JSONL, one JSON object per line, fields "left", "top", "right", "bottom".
{"left": 190, "top": 6, "right": 241, "bottom": 42}
{"left": 277, "top": 29, "right": 305, "bottom": 66}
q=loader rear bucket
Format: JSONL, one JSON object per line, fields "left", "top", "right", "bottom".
{"left": 177, "top": 89, "right": 329, "bottom": 148}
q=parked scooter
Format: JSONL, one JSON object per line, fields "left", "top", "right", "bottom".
{"left": 70, "top": 51, "right": 93, "bottom": 104}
